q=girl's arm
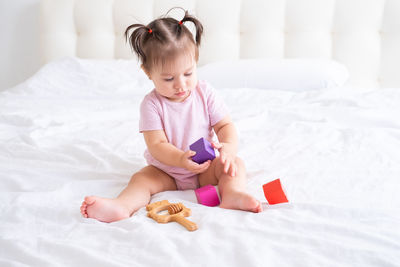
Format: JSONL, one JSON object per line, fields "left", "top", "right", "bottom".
{"left": 213, "top": 115, "right": 239, "bottom": 176}
{"left": 143, "top": 130, "right": 210, "bottom": 173}
{"left": 213, "top": 115, "right": 238, "bottom": 154}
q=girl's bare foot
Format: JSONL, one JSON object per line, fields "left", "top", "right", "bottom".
{"left": 220, "top": 191, "right": 262, "bottom": 213}
{"left": 80, "top": 196, "right": 131, "bottom": 223}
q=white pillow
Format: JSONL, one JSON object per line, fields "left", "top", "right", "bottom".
{"left": 197, "top": 58, "right": 349, "bottom": 91}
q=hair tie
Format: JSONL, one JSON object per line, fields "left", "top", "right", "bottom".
{"left": 178, "top": 20, "right": 183, "bottom": 25}
{"left": 148, "top": 28, "right": 153, "bottom": 33}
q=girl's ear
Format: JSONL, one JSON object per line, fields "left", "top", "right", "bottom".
{"left": 141, "top": 65, "right": 152, "bottom": 80}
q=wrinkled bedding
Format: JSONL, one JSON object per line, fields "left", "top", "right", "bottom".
{"left": 0, "top": 58, "right": 399, "bottom": 267}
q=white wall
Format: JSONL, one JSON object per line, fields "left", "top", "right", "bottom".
{"left": 0, "top": 0, "right": 42, "bottom": 91}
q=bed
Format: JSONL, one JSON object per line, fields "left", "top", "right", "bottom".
{"left": 1, "top": 0, "right": 400, "bottom": 266}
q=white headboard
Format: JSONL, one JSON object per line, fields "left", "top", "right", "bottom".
{"left": 40, "top": 0, "right": 400, "bottom": 88}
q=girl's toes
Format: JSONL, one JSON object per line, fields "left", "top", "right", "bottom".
{"left": 84, "top": 196, "right": 96, "bottom": 205}
{"left": 255, "top": 202, "right": 263, "bottom": 213}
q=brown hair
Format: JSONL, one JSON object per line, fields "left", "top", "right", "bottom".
{"left": 125, "top": 10, "right": 203, "bottom": 72}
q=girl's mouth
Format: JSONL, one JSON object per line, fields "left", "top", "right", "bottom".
{"left": 175, "top": 91, "right": 187, "bottom": 97}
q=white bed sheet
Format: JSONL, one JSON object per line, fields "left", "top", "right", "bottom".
{"left": 0, "top": 58, "right": 399, "bottom": 267}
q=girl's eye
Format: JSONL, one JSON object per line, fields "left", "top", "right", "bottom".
{"left": 163, "top": 72, "right": 191, "bottom": 81}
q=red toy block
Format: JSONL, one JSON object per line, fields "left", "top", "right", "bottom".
{"left": 262, "top": 179, "right": 288, "bottom": 204}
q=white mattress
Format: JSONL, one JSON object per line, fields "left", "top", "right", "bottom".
{"left": 0, "top": 58, "right": 399, "bottom": 267}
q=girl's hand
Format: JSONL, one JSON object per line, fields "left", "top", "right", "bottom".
{"left": 180, "top": 150, "right": 211, "bottom": 174}
{"left": 212, "top": 142, "right": 237, "bottom": 177}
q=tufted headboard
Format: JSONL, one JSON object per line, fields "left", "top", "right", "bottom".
{"left": 40, "top": 0, "right": 400, "bottom": 88}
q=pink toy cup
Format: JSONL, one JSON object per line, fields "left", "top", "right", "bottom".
{"left": 195, "top": 185, "right": 220, "bottom": 207}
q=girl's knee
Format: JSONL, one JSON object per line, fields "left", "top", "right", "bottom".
{"left": 129, "top": 167, "right": 177, "bottom": 194}
{"left": 129, "top": 171, "right": 150, "bottom": 186}
{"left": 214, "top": 155, "right": 245, "bottom": 176}
{"left": 217, "top": 155, "right": 245, "bottom": 166}
{"left": 235, "top": 156, "right": 246, "bottom": 174}
{"left": 234, "top": 156, "right": 245, "bottom": 166}
{"left": 129, "top": 172, "right": 157, "bottom": 195}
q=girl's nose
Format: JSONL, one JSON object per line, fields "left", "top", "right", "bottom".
{"left": 174, "top": 76, "right": 185, "bottom": 89}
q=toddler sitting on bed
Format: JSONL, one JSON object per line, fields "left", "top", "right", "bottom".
{"left": 80, "top": 9, "right": 262, "bottom": 223}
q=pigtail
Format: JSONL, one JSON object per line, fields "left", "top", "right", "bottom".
{"left": 180, "top": 11, "right": 203, "bottom": 46}
{"left": 125, "top": 9, "right": 203, "bottom": 70}
{"left": 125, "top": 24, "right": 150, "bottom": 64}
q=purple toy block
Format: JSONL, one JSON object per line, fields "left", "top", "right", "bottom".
{"left": 195, "top": 185, "right": 220, "bottom": 207}
{"left": 189, "top": 137, "right": 216, "bottom": 164}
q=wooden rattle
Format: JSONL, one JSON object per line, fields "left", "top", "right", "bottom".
{"left": 146, "top": 200, "right": 198, "bottom": 231}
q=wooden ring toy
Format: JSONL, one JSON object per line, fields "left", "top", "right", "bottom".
{"left": 146, "top": 200, "right": 198, "bottom": 231}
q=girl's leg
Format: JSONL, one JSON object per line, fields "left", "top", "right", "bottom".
{"left": 80, "top": 165, "right": 177, "bottom": 223}
{"left": 198, "top": 157, "right": 262, "bottom": 213}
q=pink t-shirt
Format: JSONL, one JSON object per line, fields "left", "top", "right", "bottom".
{"left": 139, "top": 80, "right": 228, "bottom": 178}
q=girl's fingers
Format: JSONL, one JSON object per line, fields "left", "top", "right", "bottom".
{"left": 198, "top": 161, "right": 209, "bottom": 171}
{"left": 224, "top": 159, "right": 231, "bottom": 174}
{"left": 224, "top": 160, "right": 237, "bottom": 177}
{"left": 231, "top": 164, "right": 237, "bottom": 177}
{"left": 193, "top": 160, "right": 210, "bottom": 173}
{"left": 220, "top": 152, "right": 226, "bottom": 164}
{"left": 188, "top": 150, "right": 196, "bottom": 158}
{"left": 212, "top": 142, "right": 222, "bottom": 149}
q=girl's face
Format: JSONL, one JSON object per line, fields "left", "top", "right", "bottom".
{"left": 145, "top": 55, "right": 197, "bottom": 102}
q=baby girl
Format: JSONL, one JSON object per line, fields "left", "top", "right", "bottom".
{"left": 80, "top": 10, "right": 262, "bottom": 223}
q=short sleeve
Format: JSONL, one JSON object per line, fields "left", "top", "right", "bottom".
{"left": 203, "top": 81, "right": 229, "bottom": 126}
{"left": 139, "top": 93, "right": 163, "bottom": 132}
